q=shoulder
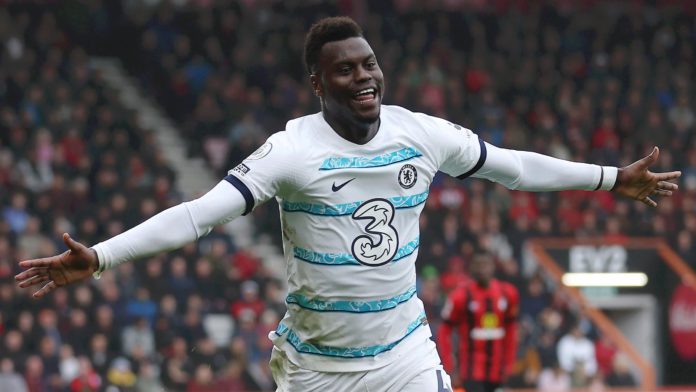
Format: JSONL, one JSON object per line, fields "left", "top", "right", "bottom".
{"left": 283, "top": 112, "right": 322, "bottom": 140}
{"left": 384, "top": 107, "right": 478, "bottom": 154}
{"left": 381, "top": 104, "right": 416, "bottom": 118}
{"left": 240, "top": 131, "right": 294, "bottom": 167}
{"left": 498, "top": 280, "right": 520, "bottom": 298}
{"left": 382, "top": 105, "right": 439, "bottom": 129}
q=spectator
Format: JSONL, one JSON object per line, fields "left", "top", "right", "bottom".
{"left": 214, "top": 360, "right": 249, "bottom": 391}
{"left": 125, "top": 288, "right": 158, "bottom": 326}
{"left": 230, "top": 280, "right": 265, "bottom": 322}
{"left": 134, "top": 360, "right": 165, "bottom": 392}
{"left": 537, "top": 360, "right": 571, "bottom": 392}
{"left": 556, "top": 322, "right": 598, "bottom": 384}
{"left": 605, "top": 352, "right": 638, "bottom": 387}
{"left": 58, "top": 344, "right": 80, "bottom": 387}
{"left": 0, "top": 358, "right": 28, "bottom": 392}
{"left": 23, "top": 356, "right": 47, "bottom": 392}
{"left": 161, "top": 337, "right": 193, "bottom": 391}
{"left": 520, "top": 275, "right": 550, "bottom": 324}
{"left": 63, "top": 308, "right": 92, "bottom": 355}
{"left": 3, "top": 193, "right": 30, "bottom": 234}
{"left": 4, "top": 330, "right": 27, "bottom": 372}
{"left": 536, "top": 330, "right": 560, "bottom": 370}
{"left": 87, "top": 334, "right": 111, "bottom": 377}
{"left": 106, "top": 357, "right": 137, "bottom": 390}
{"left": 121, "top": 317, "right": 156, "bottom": 359}
{"left": 68, "top": 357, "right": 101, "bottom": 392}
{"left": 187, "top": 364, "right": 217, "bottom": 392}
{"left": 594, "top": 332, "right": 618, "bottom": 377}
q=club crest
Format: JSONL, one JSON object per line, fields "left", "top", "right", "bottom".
{"left": 398, "top": 164, "right": 417, "bottom": 189}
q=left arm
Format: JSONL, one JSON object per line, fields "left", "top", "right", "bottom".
{"left": 420, "top": 114, "right": 680, "bottom": 206}
{"left": 474, "top": 144, "right": 680, "bottom": 207}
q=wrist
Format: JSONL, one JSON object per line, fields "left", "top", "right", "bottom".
{"left": 90, "top": 249, "right": 99, "bottom": 270}
{"left": 89, "top": 248, "right": 104, "bottom": 279}
{"left": 612, "top": 167, "right": 624, "bottom": 191}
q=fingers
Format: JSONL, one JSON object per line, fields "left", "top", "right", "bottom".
{"left": 14, "top": 266, "right": 48, "bottom": 282}
{"left": 639, "top": 146, "right": 659, "bottom": 169}
{"left": 33, "top": 281, "right": 58, "bottom": 299}
{"left": 656, "top": 180, "right": 679, "bottom": 191}
{"left": 63, "top": 233, "right": 84, "bottom": 252}
{"left": 652, "top": 189, "right": 673, "bottom": 197}
{"left": 654, "top": 171, "right": 682, "bottom": 182}
{"left": 16, "top": 266, "right": 51, "bottom": 289}
{"left": 642, "top": 196, "right": 657, "bottom": 208}
{"left": 18, "top": 274, "right": 50, "bottom": 289}
{"left": 16, "top": 256, "right": 58, "bottom": 272}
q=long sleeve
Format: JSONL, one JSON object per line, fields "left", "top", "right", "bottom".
{"left": 473, "top": 142, "right": 617, "bottom": 192}
{"left": 91, "top": 180, "right": 247, "bottom": 275}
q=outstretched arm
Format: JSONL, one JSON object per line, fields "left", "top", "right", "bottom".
{"left": 15, "top": 180, "right": 247, "bottom": 298}
{"left": 474, "top": 144, "right": 680, "bottom": 206}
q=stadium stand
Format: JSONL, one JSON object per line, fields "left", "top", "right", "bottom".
{"left": 2, "top": 1, "right": 696, "bottom": 391}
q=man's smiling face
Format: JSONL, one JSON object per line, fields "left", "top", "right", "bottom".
{"left": 313, "top": 36, "right": 385, "bottom": 125}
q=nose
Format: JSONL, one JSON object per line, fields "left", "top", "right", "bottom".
{"left": 355, "top": 65, "right": 372, "bottom": 83}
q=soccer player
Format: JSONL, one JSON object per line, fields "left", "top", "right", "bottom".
{"left": 15, "top": 16, "right": 680, "bottom": 392}
{"left": 437, "top": 252, "right": 519, "bottom": 392}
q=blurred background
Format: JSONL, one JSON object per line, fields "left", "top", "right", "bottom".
{"left": 1, "top": 1, "right": 695, "bottom": 391}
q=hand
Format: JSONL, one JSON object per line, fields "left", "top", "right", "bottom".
{"left": 612, "top": 147, "right": 681, "bottom": 207}
{"left": 15, "top": 233, "right": 99, "bottom": 298}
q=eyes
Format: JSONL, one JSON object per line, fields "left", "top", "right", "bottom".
{"left": 337, "top": 60, "right": 378, "bottom": 75}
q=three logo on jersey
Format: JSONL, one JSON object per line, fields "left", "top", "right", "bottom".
{"left": 328, "top": 164, "right": 419, "bottom": 266}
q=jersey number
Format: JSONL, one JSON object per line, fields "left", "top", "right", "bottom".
{"left": 351, "top": 198, "right": 399, "bottom": 266}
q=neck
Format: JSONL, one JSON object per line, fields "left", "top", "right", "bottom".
{"left": 475, "top": 278, "right": 490, "bottom": 288}
{"left": 322, "top": 110, "right": 380, "bottom": 145}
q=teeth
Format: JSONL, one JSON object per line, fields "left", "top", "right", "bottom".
{"left": 355, "top": 88, "right": 375, "bottom": 96}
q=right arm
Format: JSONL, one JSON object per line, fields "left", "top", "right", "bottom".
{"left": 91, "top": 180, "right": 247, "bottom": 275}
{"left": 15, "top": 180, "right": 247, "bottom": 297}
{"left": 16, "top": 131, "right": 297, "bottom": 298}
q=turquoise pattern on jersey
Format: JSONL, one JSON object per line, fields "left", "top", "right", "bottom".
{"left": 293, "top": 236, "right": 419, "bottom": 266}
{"left": 282, "top": 190, "right": 429, "bottom": 216}
{"left": 286, "top": 285, "right": 417, "bottom": 313}
{"left": 319, "top": 147, "right": 422, "bottom": 170}
{"left": 275, "top": 311, "right": 427, "bottom": 358}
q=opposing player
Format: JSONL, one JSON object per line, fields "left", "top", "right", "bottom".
{"left": 15, "top": 17, "right": 680, "bottom": 392}
{"left": 437, "top": 252, "right": 519, "bottom": 392}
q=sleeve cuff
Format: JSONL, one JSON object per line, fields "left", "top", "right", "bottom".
{"left": 91, "top": 244, "right": 107, "bottom": 279}
{"left": 595, "top": 166, "right": 618, "bottom": 191}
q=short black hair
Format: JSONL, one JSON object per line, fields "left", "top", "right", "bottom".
{"left": 303, "top": 16, "right": 363, "bottom": 75}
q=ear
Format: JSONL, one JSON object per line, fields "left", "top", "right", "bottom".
{"left": 310, "top": 74, "right": 323, "bottom": 97}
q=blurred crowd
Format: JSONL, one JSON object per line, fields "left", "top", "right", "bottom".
{"left": 1, "top": 1, "right": 695, "bottom": 391}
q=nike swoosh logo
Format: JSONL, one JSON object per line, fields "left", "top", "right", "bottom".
{"left": 332, "top": 178, "right": 356, "bottom": 192}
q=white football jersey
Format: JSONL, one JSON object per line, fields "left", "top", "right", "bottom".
{"left": 225, "top": 105, "right": 485, "bottom": 372}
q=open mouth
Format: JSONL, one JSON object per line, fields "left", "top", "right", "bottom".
{"left": 352, "top": 88, "right": 377, "bottom": 103}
